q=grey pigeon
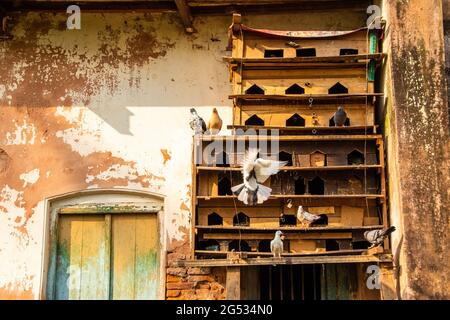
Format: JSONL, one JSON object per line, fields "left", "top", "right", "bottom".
{"left": 297, "top": 205, "right": 322, "bottom": 227}
{"left": 364, "top": 226, "right": 396, "bottom": 248}
{"left": 231, "top": 148, "right": 288, "bottom": 206}
{"left": 189, "top": 108, "right": 206, "bottom": 135}
{"left": 333, "top": 106, "right": 348, "bottom": 126}
{"left": 270, "top": 231, "right": 284, "bottom": 258}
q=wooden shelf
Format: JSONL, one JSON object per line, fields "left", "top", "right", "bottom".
{"left": 228, "top": 124, "right": 378, "bottom": 134}
{"left": 197, "top": 194, "right": 384, "bottom": 200}
{"left": 225, "top": 53, "right": 386, "bottom": 66}
{"left": 230, "top": 93, "right": 383, "bottom": 103}
{"left": 195, "top": 249, "right": 367, "bottom": 257}
{"left": 196, "top": 165, "right": 382, "bottom": 173}
{"left": 171, "top": 254, "right": 393, "bottom": 267}
{"left": 195, "top": 225, "right": 382, "bottom": 232}
{"left": 197, "top": 134, "right": 382, "bottom": 141}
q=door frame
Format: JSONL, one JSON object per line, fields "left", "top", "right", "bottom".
{"left": 39, "top": 188, "right": 165, "bottom": 300}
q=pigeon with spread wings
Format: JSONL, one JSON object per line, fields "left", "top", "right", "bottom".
{"left": 231, "top": 149, "right": 288, "bottom": 205}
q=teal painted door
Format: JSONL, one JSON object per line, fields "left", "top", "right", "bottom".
{"left": 54, "top": 213, "right": 159, "bottom": 300}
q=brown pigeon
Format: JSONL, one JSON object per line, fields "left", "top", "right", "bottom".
{"left": 207, "top": 108, "right": 223, "bottom": 135}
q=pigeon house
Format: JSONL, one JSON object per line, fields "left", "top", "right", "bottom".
{"left": 296, "top": 48, "right": 317, "bottom": 57}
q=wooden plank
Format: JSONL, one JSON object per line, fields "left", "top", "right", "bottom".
{"left": 171, "top": 254, "right": 393, "bottom": 267}
{"left": 134, "top": 214, "right": 159, "bottom": 300}
{"left": 174, "top": 0, "right": 194, "bottom": 33}
{"left": 198, "top": 134, "right": 383, "bottom": 141}
{"left": 197, "top": 194, "right": 384, "bottom": 200}
{"left": 203, "top": 232, "right": 352, "bottom": 240}
{"left": 230, "top": 93, "right": 383, "bottom": 100}
{"left": 225, "top": 53, "right": 386, "bottom": 64}
{"left": 195, "top": 225, "right": 382, "bottom": 232}
{"left": 228, "top": 125, "right": 378, "bottom": 131}
{"left": 341, "top": 206, "right": 364, "bottom": 226}
{"left": 226, "top": 267, "right": 241, "bottom": 300}
{"left": 197, "top": 165, "right": 382, "bottom": 172}
{"left": 111, "top": 214, "right": 136, "bottom": 300}
{"left": 79, "top": 215, "right": 109, "bottom": 300}
{"left": 55, "top": 215, "right": 83, "bottom": 300}
{"left": 59, "top": 203, "right": 161, "bottom": 214}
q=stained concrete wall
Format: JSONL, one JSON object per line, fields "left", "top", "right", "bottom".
{"left": 0, "top": 10, "right": 366, "bottom": 299}
{"left": 382, "top": 0, "right": 450, "bottom": 299}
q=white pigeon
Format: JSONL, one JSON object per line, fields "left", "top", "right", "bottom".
{"left": 189, "top": 108, "right": 206, "bottom": 135}
{"left": 364, "top": 226, "right": 396, "bottom": 248}
{"left": 231, "top": 148, "right": 288, "bottom": 205}
{"left": 270, "top": 230, "right": 284, "bottom": 258}
{"left": 297, "top": 205, "right": 323, "bottom": 227}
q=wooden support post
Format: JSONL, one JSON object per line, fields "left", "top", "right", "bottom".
{"left": 379, "top": 263, "right": 397, "bottom": 300}
{"left": 226, "top": 266, "right": 241, "bottom": 300}
{"left": 174, "top": 0, "right": 194, "bottom": 33}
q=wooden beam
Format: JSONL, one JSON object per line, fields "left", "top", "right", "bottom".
{"left": 197, "top": 134, "right": 383, "bottom": 141}
{"left": 171, "top": 253, "right": 393, "bottom": 267}
{"left": 202, "top": 232, "right": 352, "bottom": 240}
{"left": 197, "top": 194, "right": 384, "bottom": 200}
{"left": 196, "top": 249, "right": 367, "bottom": 257}
{"left": 226, "top": 266, "right": 241, "bottom": 299}
{"left": 175, "top": 0, "right": 194, "bottom": 33}
{"left": 197, "top": 164, "right": 382, "bottom": 172}
{"left": 196, "top": 225, "right": 383, "bottom": 232}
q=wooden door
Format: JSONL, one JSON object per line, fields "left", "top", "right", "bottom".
{"left": 53, "top": 213, "right": 159, "bottom": 300}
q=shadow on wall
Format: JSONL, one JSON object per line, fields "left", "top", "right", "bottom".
{"left": 89, "top": 104, "right": 134, "bottom": 135}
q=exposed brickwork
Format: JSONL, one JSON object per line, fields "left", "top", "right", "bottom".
{"left": 165, "top": 266, "right": 226, "bottom": 300}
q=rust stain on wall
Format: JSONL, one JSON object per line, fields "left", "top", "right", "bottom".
{"left": 160, "top": 149, "right": 172, "bottom": 165}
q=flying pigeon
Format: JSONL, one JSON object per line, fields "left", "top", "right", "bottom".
{"left": 189, "top": 108, "right": 207, "bottom": 135}
{"left": 364, "top": 226, "right": 396, "bottom": 248}
{"left": 231, "top": 149, "right": 288, "bottom": 205}
{"left": 270, "top": 231, "right": 285, "bottom": 258}
{"left": 207, "top": 107, "right": 223, "bottom": 135}
{"left": 286, "top": 41, "right": 300, "bottom": 48}
{"left": 333, "top": 106, "right": 348, "bottom": 126}
{"left": 297, "top": 205, "right": 323, "bottom": 227}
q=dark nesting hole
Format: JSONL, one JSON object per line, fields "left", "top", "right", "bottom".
{"left": 258, "top": 240, "right": 271, "bottom": 252}
{"left": 218, "top": 176, "right": 232, "bottom": 195}
{"left": 329, "top": 115, "right": 350, "bottom": 126}
{"left": 285, "top": 84, "right": 305, "bottom": 95}
{"left": 200, "top": 239, "right": 220, "bottom": 251}
{"left": 308, "top": 176, "right": 325, "bottom": 195}
{"left": 233, "top": 212, "right": 250, "bottom": 226}
{"left": 325, "top": 239, "right": 340, "bottom": 251}
{"left": 207, "top": 212, "right": 223, "bottom": 226}
{"left": 347, "top": 150, "right": 365, "bottom": 165}
{"left": 328, "top": 82, "right": 348, "bottom": 94}
{"left": 295, "top": 176, "right": 306, "bottom": 195}
{"left": 229, "top": 239, "right": 251, "bottom": 252}
{"left": 352, "top": 241, "right": 370, "bottom": 250}
{"left": 340, "top": 48, "right": 359, "bottom": 56}
{"left": 311, "top": 214, "right": 328, "bottom": 226}
{"left": 245, "top": 114, "right": 265, "bottom": 126}
{"left": 264, "top": 49, "right": 284, "bottom": 58}
{"left": 286, "top": 113, "right": 305, "bottom": 127}
{"left": 278, "top": 151, "right": 293, "bottom": 166}
{"left": 245, "top": 84, "right": 265, "bottom": 95}
{"left": 280, "top": 214, "right": 297, "bottom": 226}
{"left": 215, "top": 151, "right": 230, "bottom": 167}
{"left": 296, "top": 48, "right": 316, "bottom": 57}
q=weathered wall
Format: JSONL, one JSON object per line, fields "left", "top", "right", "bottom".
{"left": 0, "top": 10, "right": 366, "bottom": 299}
{"left": 382, "top": 0, "right": 450, "bottom": 299}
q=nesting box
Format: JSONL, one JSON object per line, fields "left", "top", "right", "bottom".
{"left": 310, "top": 150, "right": 327, "bottom": 167}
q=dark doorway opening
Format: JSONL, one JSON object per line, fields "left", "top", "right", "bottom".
{"left": 265, "top": 49, "right": 284, "bottom": 58}
{"left": 259, "top": 265, "right": 321, "bottom": 300}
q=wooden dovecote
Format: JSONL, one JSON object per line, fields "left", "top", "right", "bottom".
{"left": 191, "top": 15, "right": 389, "bottom": 263}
